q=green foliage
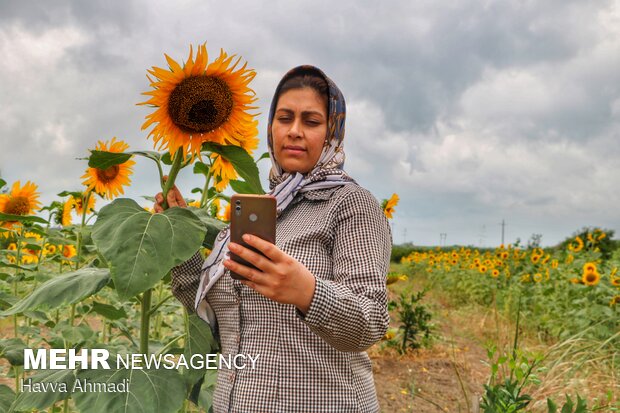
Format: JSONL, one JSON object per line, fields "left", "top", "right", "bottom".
{"left": 388, "top": 289, "right": 433, "bottom": 353}
{"left": 391, "top": 242, "right": 416, "bottom": 263}
{"left": 1, "top": 268, "right": 110, "bottom": 316}
{"left": 92, "top": 199, "right": 206, "bottom": 300}
{"left": 202, "top": 142, "right": 265, "bottom": 194}
{"left": 72, "top": 368, "right": 186, "bottom": 413}
{"left": 480, "top": 345, "right": 541, "bottom": 413}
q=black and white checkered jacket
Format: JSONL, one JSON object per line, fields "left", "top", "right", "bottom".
{"left": 171, "top": 184, "right": 392, "bottom": 412}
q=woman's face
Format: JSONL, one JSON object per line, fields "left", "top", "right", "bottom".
{"left": 271, "top": 87, "right": 328, "bottom": 174}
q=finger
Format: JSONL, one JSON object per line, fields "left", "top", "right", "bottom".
{"left": 241, "top": 234, "right": 281, "bottom": 262}
{"left": 153, "top": 204, "right": 163, "bottom": 213}
{"left": 171, "top": 185, "right": 187, "bottom": 207}
{"left": 155, "top": 193, "right": 163, "bottom": 204}
{"left": 166, "top": 189, "right": 179, "bottom": 207}
{"left": 228, "top": 242, "right": 274, "bottom": 272}
{"left": 222, "top": 259, "right": 264, "bottom": 283}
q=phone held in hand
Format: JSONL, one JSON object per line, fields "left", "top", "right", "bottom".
{"left": 229, "top": 194, "right": 277, "bottom": 280}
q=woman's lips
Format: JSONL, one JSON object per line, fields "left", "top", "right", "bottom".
{"left": 283, "top": 146, "right": 306, "bottom": 155}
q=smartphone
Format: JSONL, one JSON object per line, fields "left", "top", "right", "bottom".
{"left": 229, "top": 194, "right": 277, "bottom": 280}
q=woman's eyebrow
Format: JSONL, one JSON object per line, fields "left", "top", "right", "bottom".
{"left": 275, "top": 108, "right": 325, "bottom": 118}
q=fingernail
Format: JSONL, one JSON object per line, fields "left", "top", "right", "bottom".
{"left": 228, "top": 243, "right": 239, "bottom": 251}
{"left": 242, "top": 234, "right": 251, "bottom": 242}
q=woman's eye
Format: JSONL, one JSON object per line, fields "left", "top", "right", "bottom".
{"left": 306, "top": 120, "right": 321, "bottom": 126}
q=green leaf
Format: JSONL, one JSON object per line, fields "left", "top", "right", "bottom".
{"left": 547, "top": 398, "right": 557, "bottom": 413}
{"left": 91, "top": 301, "right": 128, "bottom": 320}
{"left": 189, "top": 207, "right": 227, "bottom": 249}
{"left": 9, "top": 369, "right": 75, "bottom": 412}
{"left": 92, "top": 198, "right": 206, "bottom": 300}
{"left": 0, "top": 384, "right": 15, "bottom": 413}
{"left": 0, "top": 268, "right": 110, "bottom": 316}
{"left": 229, "top": 180, "right": 255, "bottom": 194}
{"left": 193, "top": 161, "right": 210, "bottom": 176}
{"left": 130, "top": 150, "right": 162, "bottom": 163}
{"left": 72, "top": 368, "right": 185, "bottom": 413}
{"left": 183, "top": 314, "right": 220, "bottom": 386}
{"left": 57, "top": 190, "right": 84, "bottom": 198}
{"left": 88, "top": 150, "right": 132, "bottom": 169}
{"left": 258, "top": 151, "right": 270, "bottom": 161}
{"left": 0, "top": 213, "right": 48, "bottom": 224}
{"left": 0, "top": 179, "right": 6, "bottom": 190}
{"left": 0, "top": 338, "right": 27, "bottom": 366}
{"left": 202, "top": 143, "right": 265, "bottom": 194}
{"left": 561, "top": 395, "right": 574, "bottom": 413}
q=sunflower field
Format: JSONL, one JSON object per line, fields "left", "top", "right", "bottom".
{"left": 402, "top": 230, "right": 620, "bottom": 342}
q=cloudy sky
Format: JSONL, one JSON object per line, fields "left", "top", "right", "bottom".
{"left": 1, "top": 0, "right": 618, "bottom": 247}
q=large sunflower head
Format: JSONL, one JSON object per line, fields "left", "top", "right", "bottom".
{"left": 0, "top": 181, "right": 41, "bottom": 216}
{"left": 81, "top": 138, "right": 135, "bottom": 200}
{"left": 0, "top": 181, "right": 41, "bottom": 231}
{"left": 139, "top": 43, "right": 259, "bottom": 161}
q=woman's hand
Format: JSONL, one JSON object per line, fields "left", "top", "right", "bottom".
{"left": 223, "top": 234, "right": 316, "bottom": 314}
{"left": 153, "top": 176, "right": 187, "bottom": 213}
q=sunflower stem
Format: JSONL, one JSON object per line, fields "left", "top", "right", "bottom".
{"left": 140, "top": 288, "right": 153, "bottom": 355}
{"left": 199, "top": 168, "right": 212, "bottom": 208}
{"left": 161, "top": 148, "right": 184, "bottom": 210}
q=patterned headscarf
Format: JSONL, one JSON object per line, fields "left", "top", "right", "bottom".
{"left": 195, "top": 65, "right": 355, "bottom": 327}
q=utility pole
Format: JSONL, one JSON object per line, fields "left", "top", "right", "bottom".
{"left": 439, "top": 233, "right": 447, "bottom": 247}
{"left": 500, "top": 219, "right": 506, "bottom": 245}
{"left": 403, "top": 227, "right": 407, "bottom": 244}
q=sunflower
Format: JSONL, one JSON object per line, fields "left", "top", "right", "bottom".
{"left": 211, "top": 154, "right": 238, "bottom": 192}
{"left": 571, "top": 236, "right": 584, "bottom": 252}
{"left": 43, "top": 244, "right": 57, "bottom": 256}
{"left": 551, "top": 259, "right": 559, "bottom": 269}
{"left": 582, "top": 270, "right": 600, "bottom": 286}
{"left": 71, "top": 191, "right": 96, "bottom": 216}
{"left": 491, "top": 269, "right": 500, "bottom": 278}
{"left": 0, "top": 181, "right": 41, "bottom": 229}
{"left": 139, "top": 43, "right": 259, "bottom": 161}
{"left": 60, "top": 198, "right": 75, "bottom": 227}
{"left": 533, "top": 273, "right": 543, "bottom": 283}
{"left": 382, "top": 193, "right": 399, "bottom": 219}
{"left": 583, "top": 262, "right": 597, "bottom": 274}
{"left": 218, "top": 202, "right": 231, "bottom": 222}
{"left": 61, "top": 244, "right": 77, "bottom": 264}
{"left": 82, "top": 138, "right": 135, "bottom": 199}
{"left": 610, "top": 295, "right": 620, "bottom": 307}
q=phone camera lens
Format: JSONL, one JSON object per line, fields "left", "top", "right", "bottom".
{"left": 235, "top": 206, "right": 241, "bottom": 211}
{"left": 235, "top": 200, "right": 241, "bottom": 205}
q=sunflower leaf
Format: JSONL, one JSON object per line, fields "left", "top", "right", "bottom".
{"left": 92, "top": 198, "right": 206, "bottom": 300}
{"left": 57, "top": 190, "right": 84, "bottom": 198}
{"left": 202, "top": 143, "right": 265, "bottom": 194}
{"left": 229, "top": 180, "right": 254, "bottom": 194}
{"left": 9, "top": 369, "right": 75, "bottom": 411}
{"left": 0, "top": 384, "right": 15, "bottom": 413}
{"left": 188, "top": 207, "right": 227, "bottom": 249}
{"left": 88, "top": 150, "right": 133, "bottom": 169}
{"left": 72, "top": 368, "right": 185, "bottom": 413}
{"left": 0, "top": 213, "right": 48, "bottom": 224}
{"left": 0, "top": 268, "right": 110, "bottom": 316}
{"left": 0, "top": 179, "right": 6, "bottom": 190}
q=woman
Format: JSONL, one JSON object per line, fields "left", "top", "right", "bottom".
{"left": 155, "top": 65, "right": 392, "bottom": 412}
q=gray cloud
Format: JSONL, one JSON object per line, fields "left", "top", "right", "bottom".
{"left": 0, "top": 0, "right": 618, "bottom": 246}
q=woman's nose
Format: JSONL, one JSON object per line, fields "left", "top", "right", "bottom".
{"left": 287, "top": 118, "right": 303, "bottom": 138}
